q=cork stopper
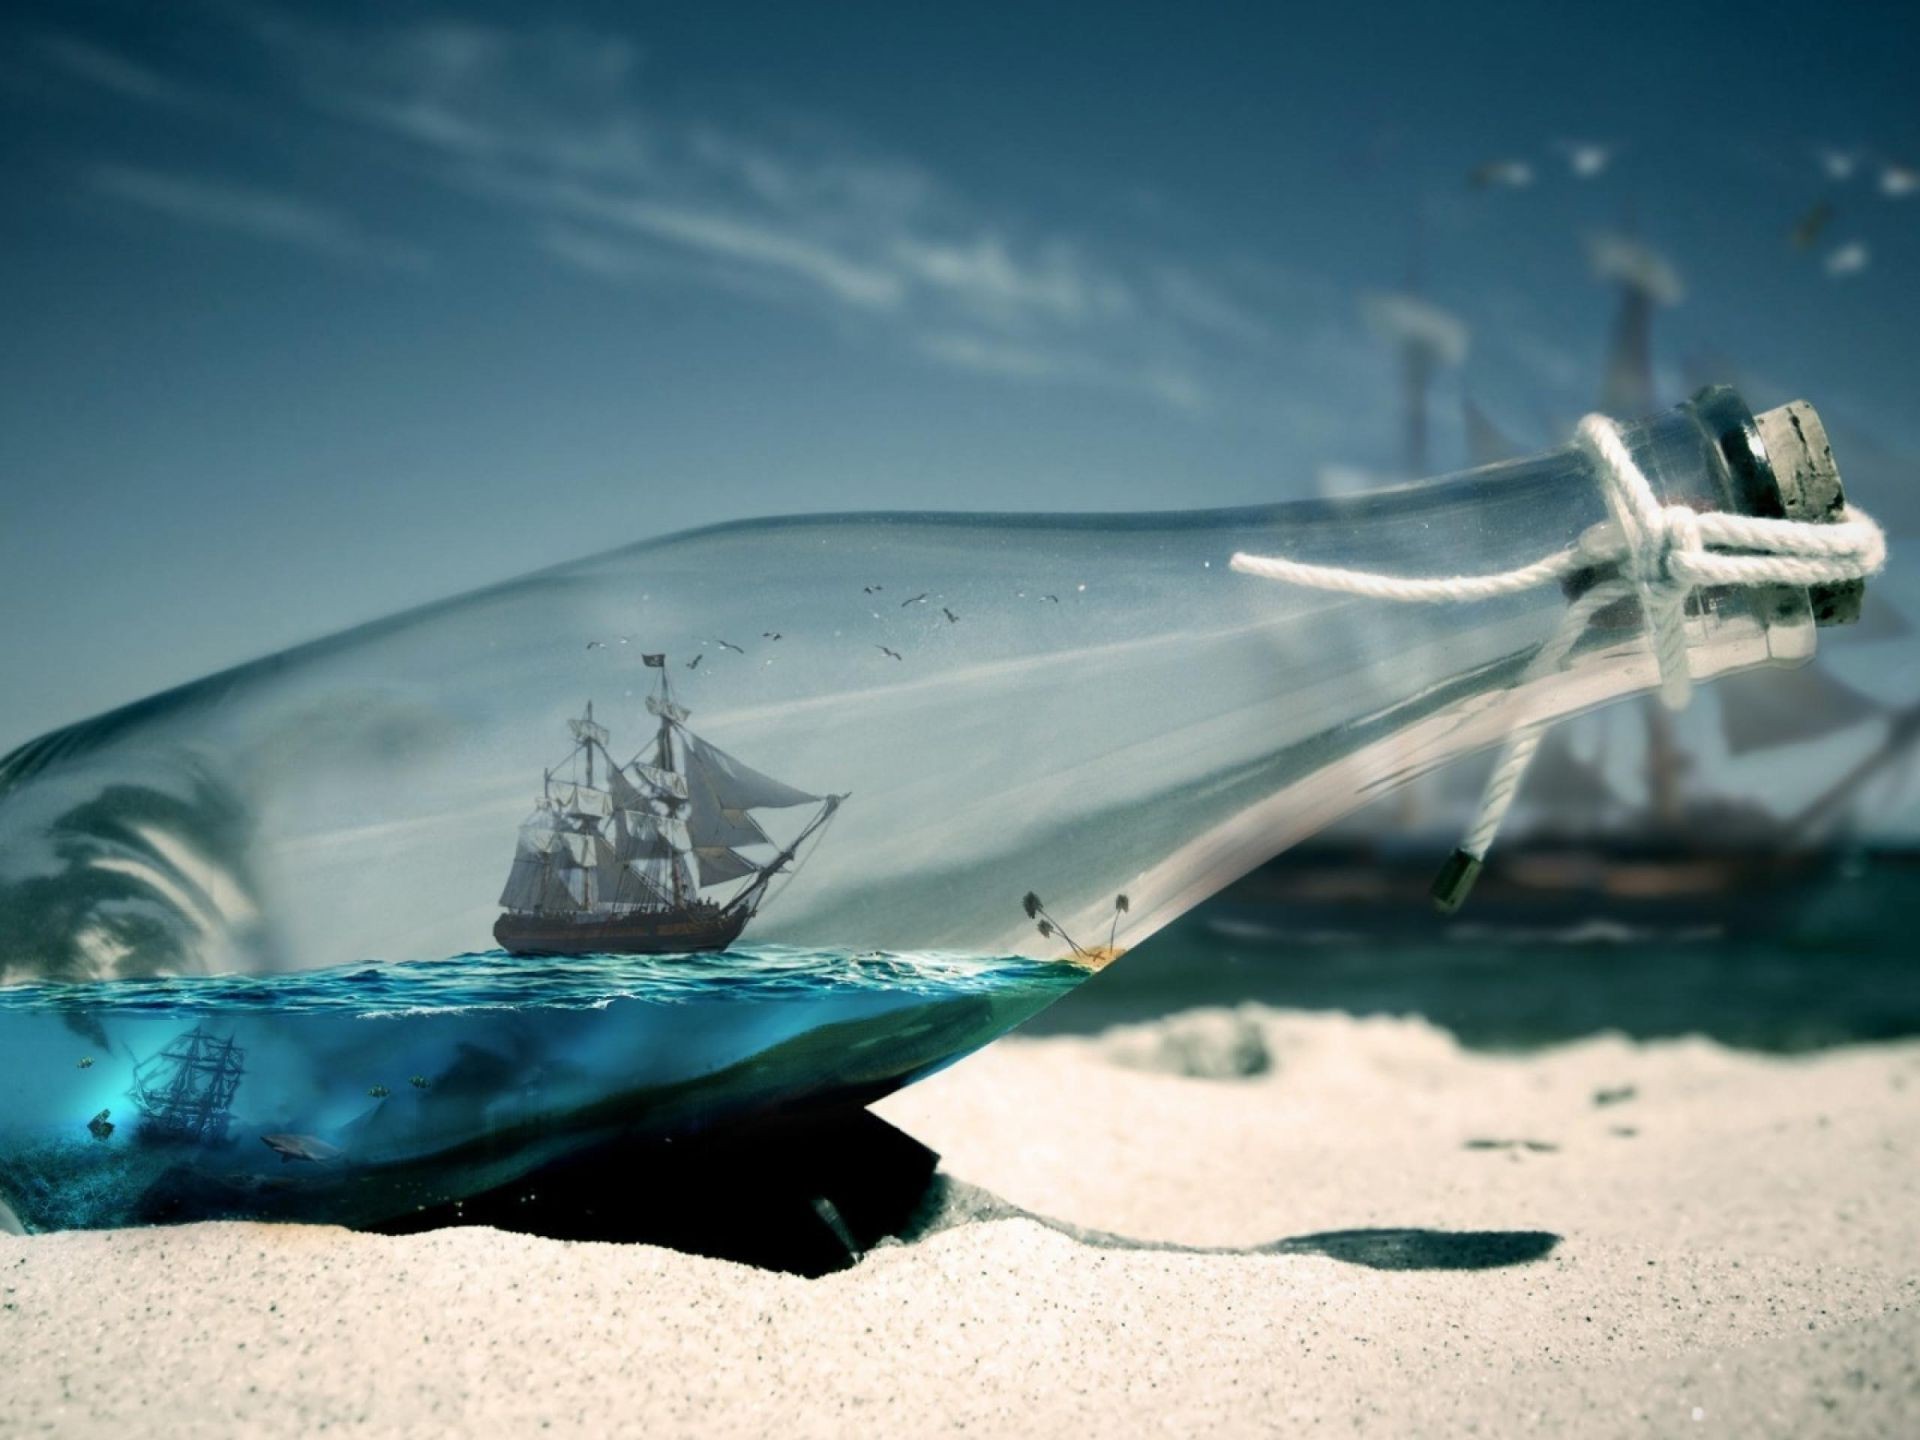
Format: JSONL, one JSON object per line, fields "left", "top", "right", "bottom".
{"left": 1754, "top": 400, "right": 1861, "bottom": 626}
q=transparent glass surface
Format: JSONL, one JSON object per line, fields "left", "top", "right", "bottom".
{"left": 0, "top": 391, "right": 1818, "bottom": 1230}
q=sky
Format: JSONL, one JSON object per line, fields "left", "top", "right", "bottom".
{"left": 2, "top": 0, "right": 1918, "bottom": 747}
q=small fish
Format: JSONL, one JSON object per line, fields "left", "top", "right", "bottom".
{"left": 762, "top": 631, "right": 782, "bottom": 641}
{"left": 941, "top": 607, "right": 959, "bottom": 624}
{"left": 88, "top": 1109, "right": 114, "bottom": 1142}
{"left": 368, "top": 1084, "right": 391, "bottom": 1099}
{"left": 77, "top": 1056, "right": 94, "bottom": 1069}
{"left": 262, "top": 1133, "right": 343, "bottom": 1165}
{"left": 900, "top": 593, "right": 928, "bottom": 607}
{"left": 686, "top": 653, "right": 703, "bottom": 670}
{"left": 714, "top": 639, "right": 745, "bottom": 655}
{"left": 410, "top": 1075, "right": 431, "bottom": 1090}
{"left": 876, "top": 645, "right": 903, "bottom": 661}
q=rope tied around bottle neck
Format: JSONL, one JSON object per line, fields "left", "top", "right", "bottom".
{"left": 1229, "top": 412, "right": 1888, "bottom": 913}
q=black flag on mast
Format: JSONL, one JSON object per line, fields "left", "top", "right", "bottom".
{"left": 642, "top": 653, "right": 666, "bottom": 668}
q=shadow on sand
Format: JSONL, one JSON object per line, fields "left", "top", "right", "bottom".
{"left": 370, "top": 1108, "right": 1560, "bottom": 1278}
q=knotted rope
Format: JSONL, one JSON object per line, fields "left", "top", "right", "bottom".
{"left": 1230, "top": 413, "right": 1888, "bottom": 912}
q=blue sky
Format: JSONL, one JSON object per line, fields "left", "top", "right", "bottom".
{"left": 3, "top": 0, "right": 1918, "bottom": 746}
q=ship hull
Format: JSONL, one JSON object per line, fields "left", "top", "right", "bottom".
{"left": 494, "top": 907, "right": 748, "bottom": 957}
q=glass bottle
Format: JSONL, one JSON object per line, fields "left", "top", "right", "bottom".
{"left": 0, "top": 387, "right": 1863, "bottom": 1230}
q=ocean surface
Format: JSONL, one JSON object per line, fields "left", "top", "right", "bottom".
{"left": 0, "top": 946, "right": 1083, "bottom": 1233}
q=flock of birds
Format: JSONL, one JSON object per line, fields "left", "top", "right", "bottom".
{"left": 1468, "top": 138, "right": 1913, "bottom": 284}
{"left": 583, "top": 581, "right": 1077, "bottom": 671}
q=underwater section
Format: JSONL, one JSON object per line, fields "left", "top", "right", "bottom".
{"left": 0, "top": 945, "right": 1082, "bottom": 1232}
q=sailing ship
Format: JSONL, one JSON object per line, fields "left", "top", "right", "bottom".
{"left": 128, "top": 1025, "right": 245, "bottom": 1144}
{"left": 1271, "top": 228, "right": 1920, "bottom": 930}
{"left": 495, "top": 654, "right": 844, "bottom": 956}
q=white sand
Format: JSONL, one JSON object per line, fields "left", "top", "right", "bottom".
{"left": 3, "top": 1010, "right": 1916, "bottom": 1437}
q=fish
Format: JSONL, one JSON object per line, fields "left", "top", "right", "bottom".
{"left": 87, "top": 1109, "right": 114, "bottom": 1142}
{"left": 76, "top": 1056, "right": 94, "bottom": 1069}
{"left": 261, "top": 1134, "right": 344, "bottom": 1164}
{"left": 410, "top": 1075, "right": 431, "bottom": 1089}
{"left": 368, "top": 1084, "right": 390, "bottom": 1099}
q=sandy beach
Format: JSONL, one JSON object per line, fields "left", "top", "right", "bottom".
{"left": 3, "top": 1006, "right": 1914, "bottom": 1437}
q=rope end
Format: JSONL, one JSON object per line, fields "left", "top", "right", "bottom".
{"left": 1429, "top": 848, "right": 1483, "bottom": 916}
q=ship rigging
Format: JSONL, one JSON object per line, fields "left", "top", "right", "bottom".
{"left": 128, "top": 1025, "right": 245, "bottom": 1144}
{"left": 494, "top": 654, "right": 844, "bottom": 956}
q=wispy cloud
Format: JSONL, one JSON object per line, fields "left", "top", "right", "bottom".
{"left": 86, "top": 164, "right": 428, "bottom": 271}
{"left": 235, "top": 14, "right": 1242, "bottom": 413}
{"left": 34, "top": 34, "right": 198, "bottom": 108}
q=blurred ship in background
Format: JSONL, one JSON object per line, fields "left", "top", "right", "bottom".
{"left": 1255, "top": 228, "right": 1920, "bottom": 939}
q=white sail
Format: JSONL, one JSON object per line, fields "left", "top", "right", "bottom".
{"left": 549, "top": 782, "right": 613, "bottom": 818}
{"left": 569, "top": 715, "right": 610, "bottom": 748}
{"left": 693, "top": 844, "right": 759, "bottom": 886}
{"left": 646, "top": 694, "right": 690, "bottom": 724}
{"left": 616, "top": 810, "right": 690, "bottom": 858}
{"left": 605, "top": 762, "right": 648, "bottom": 809}
{"left": 632, "top": 762, "right": 689, "bottom": 800}
{"left": 499, "top": 849, "right": 548, "bottom": 909}
{"left": 681, "top": 733, "right": 820, "bottom": 811}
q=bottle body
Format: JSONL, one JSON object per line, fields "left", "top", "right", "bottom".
{"left": 0, "top": 388, "right": 1827, "bottom": 1230}
{"left": 0, "top": 390, "right": 1813, "bottom": 981}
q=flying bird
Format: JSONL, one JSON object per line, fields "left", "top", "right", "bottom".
{"left": 686, "top": 653, "right": 703, "bottom": 670}
{"left": 1816, "top": 146, "right": 1859, "bottom": 182}
{"left": 1791, "top": 199, "right": 1836, "bottom": 251}
{"left": 1041, "top": 594, "right": 1060, "bottom": 603}
{"left": 941, "top": 607, "right": 960, "bottom": 623}
{"left": 714, "top": 639, "right": 745, "bottom": 654}
{"left": 900, "top": 592, "right": 928, "bottom": 607}
{"left": 1825, "top": 241, "right": 1870, "bottom": 277}
{"left": 1556, "top": 140, "right": 1612, "bottom": 178}
{"left": 1469, "top": 159, "right": 1534, "bottom": 190}
{"left": 763, "top": 631, "right": 782, "bottom": 641}
{"left": 876, "top": 645, "right": 903, "bottom": 661}
{"left": 585, "top": 640, "right": 605, "bottom": 650}
{"left": 863, "top": 585, "right": 884, "bottom": 594}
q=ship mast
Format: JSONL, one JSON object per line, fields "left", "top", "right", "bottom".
{"left": 653, "top": 667, "right": 687, "bottom": 908}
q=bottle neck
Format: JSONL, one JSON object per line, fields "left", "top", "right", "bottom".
{"left": 963, "top": 392, "right": 1817, "bottom": 952}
